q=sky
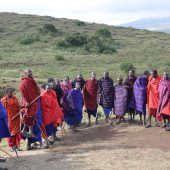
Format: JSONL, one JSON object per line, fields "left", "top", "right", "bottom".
{"left": 1, "top": 0, "right": 170, "bottom": 25}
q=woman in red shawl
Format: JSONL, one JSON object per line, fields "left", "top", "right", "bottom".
{"left": 1, "top": 88, "right": 21, "bottom": 151}
{"left": 41, "top": 83, "right": 64, "bottom": 140}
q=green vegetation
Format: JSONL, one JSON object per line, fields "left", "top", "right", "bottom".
{"left": 120, "top": 63, "right": 136, "bottom": 73}
{"left": 0, "top": 13, "right": 170, "bottom": 93}
{"left": 55, "top": 54, "right": 65, "bottom": 61}
{"left": 18, "top": 34, "right": 40, "bottom": 45}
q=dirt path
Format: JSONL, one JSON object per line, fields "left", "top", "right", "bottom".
{"left": 1, "top": 120, "right": 170, "bottom": 170}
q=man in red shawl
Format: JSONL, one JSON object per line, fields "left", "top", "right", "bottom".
{"left": 157, "top": 72, "right": 170, "bottom": 130}
{"left": 146, "top": 70, "right": 162, "bottom": 128}
{"left": 61, "top": 76, "right": 72, "bottom": 96}
{"left": 1, "top": 88, "right": 21, "bottom": 151}
{"left": 41, "top": 83, "right": 64, "bottom": 141}
{"left": 19, "top": 69, "right": 40, "bottom": 138}
{"left": 83, "top": 72, "right": 98, "bottom": 126}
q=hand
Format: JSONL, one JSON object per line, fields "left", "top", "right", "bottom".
{"left": 25, "top": 102, "right": 30, "bottom": 108}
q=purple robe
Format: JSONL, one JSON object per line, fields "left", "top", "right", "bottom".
{"left": 133, "top": 76, "right": 148, "bottom": 115}
{"left": 114, "top": 85, "right": 128, "bottom": 116}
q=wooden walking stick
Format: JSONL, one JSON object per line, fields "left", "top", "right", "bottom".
{"left": 12, "top": 90, "right": 47, "bottom": 121}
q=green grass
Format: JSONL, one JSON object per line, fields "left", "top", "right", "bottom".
{"left": 0, "top": 12, "right": 170, "bottom": 94}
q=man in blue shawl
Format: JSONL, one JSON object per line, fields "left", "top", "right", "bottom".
{"left": 0, "top": 101, "right": 10, "bottom": 162}
{"left": 98, "top": 71, "right": 114, "bottom": 123}
{"left": 26, "top": 98, "right": 48, "bottom": 150}
{"left": 63, "top": 82, "right": 83, "bottom": 132}
{"left": 133, "top": 71, "right": 149, "bottom": 125}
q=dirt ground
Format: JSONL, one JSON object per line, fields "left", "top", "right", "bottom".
{"left": 1, "top": 119, "right": 170, "bottom": 170}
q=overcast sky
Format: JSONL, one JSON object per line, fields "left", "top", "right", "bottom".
{"left": 1, "top": 0, "right": 170, "bottom": 25}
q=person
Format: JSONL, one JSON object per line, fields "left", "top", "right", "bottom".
{"left": 98, "top": 71, "right": 114, "bottom": 123}
{"left": 114, "top": 78, "right": 128, "bottom": 124}
{"left": 124, "top": 70, "right": 137, "bottom": 121}
{"left": 41, "top": 84, "right": 64, "bottom": 141}
{"left": 72, "top": 74, "right": 85, "bottom": 90}
{"left": 157, "top": 72, "right": 170, "bottom": 130}
{"left": 61, "top": 76, "right": 72, "bottom": 96}
{"left": 83, "top": 72, "right": 98, "bottom": 126}
{"left": 63, "top": 82, "right": 83, "bottom": 132}
{"left": 47, "top": 78, "right": 63, "bottom": 107}
{"left": 0, "top": 101, "right": 10, "bottom": 163}
{"left": 133, "top": 71, "right": 149, "bottom": 125}
{"left": 146, "top": 70, "right": 162, "bottom": 128}
{"left": 1, "top": 88, "right": 21, "bottom": 151}
{"left": 26, "top": 98, "right": 48, "bottom": 150}
{"left": 19, "top": 69, "right": 40, "bottom": 138}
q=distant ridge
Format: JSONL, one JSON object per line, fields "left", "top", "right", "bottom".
{"left": 120, "top": 18, "right": 170, "bottom": 33}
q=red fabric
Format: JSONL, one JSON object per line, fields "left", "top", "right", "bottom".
{"left": 148, "top": 108, "right": 157, "bottom": 117}
{"left": 7, "top": 133, "right": 21, "bottom": 147}
{"left": 23, "top": 114, "right": 35, "bottom": 126}
{"left": 147, "top": 75, "right": 162, "bottom": 109}
{"left": 19, "top": 76, "right": 40, "bottom": 117}
{"left": 41, "top": 90, "right": 64, "bottom": 126}
{"left": 83, "top": 79, "right": 98, "bottom": 110}
{"left": 1, "top": 96, "right": 20, "bottom": 136}
{"left": 61, "top": 81, "right": 72, "bottom": 95}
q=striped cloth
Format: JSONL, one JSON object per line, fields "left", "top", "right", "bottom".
{"left": 133, "top": 76, "right": 148, "bottom": 115}
{"left": 114, "top": 85, "right": 128, "bottom": 116}
{"left": 98, "top": 77, "right": 114, "bottom": 108}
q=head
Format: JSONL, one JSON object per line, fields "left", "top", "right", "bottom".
{"left": 64, "top": 76, "right": 70, "bottom": 83}
{"left": 143, "top": 71, "right": 150, "bottom": 79}
{"left": 103, "top": 71, "right": 109, "bottom": 78}
{"left": 24, "top": 69, "right": 33, "bottom": 78}
{"left": 150, "top": 70, "right": 157, "bottom": 78}
{"left": 77, "top": 74, "right": 83, "bottom": 79}
{"left": 117, "top": 77, "right": 123, "bottom": 85}
{"left": 45, "top": 83, "right": 53, "bottom": 92}
{"left": 6, "top": 88, "right": 14, "bottom": 99}
{"left": 91, "top": 72, "right": 96, "bottom": 80}
{"left": 163, "top": 72, "right": 169, "bottom": 80}
{"left": 129, "top": 70, "right": 135, "bottom": 76}
{"left": 55, "top": 79, "right": 61, "bottom": 86}
{"left": 75, "top": 82, "right": 81, "bottom": 89}
{"left": 47, "top": 78, "right": 56, "bottom": 88}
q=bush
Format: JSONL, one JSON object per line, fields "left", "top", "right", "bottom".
{"left": 0, "top": 27, "right": 5, "bottom": 33}
{"left": 39, "top": 24, "right": 62, "bottom": 36}
{"left": 57, "top": 33, "right": 88, "bottom": 48}
{"left": 95, "top": 28, "right": 112, "bottom": 38}
{"left": 55, "top": 55, "right": 65, "bottom": 61}
{"left": 75, "top": 20, "right": 86, "bottom": 26}
{"left": 18, "top": 34, "right": 40, "bottom": 45}
{"left": 120, "top": 63, "right": 136, "bottom": 73}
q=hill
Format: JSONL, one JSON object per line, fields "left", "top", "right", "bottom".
{"left": 0, "top": 12, "right": 170, "bottom": 91}
{"left": 120, "top": 18, "right": 170, "bottom": 33}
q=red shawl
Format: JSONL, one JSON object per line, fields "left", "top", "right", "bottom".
{"left": 83, "top": 79, "right": 98, "bottom": 110}
{"left": 41, "top": 90, "right": 63, "bottom": 125}
{"left": 1, "top": 96, "right": 20, "bottom": 136}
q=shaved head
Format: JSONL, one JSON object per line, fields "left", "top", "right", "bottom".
{"left": 24, "top": 68, "right": 33, "bottom": 78}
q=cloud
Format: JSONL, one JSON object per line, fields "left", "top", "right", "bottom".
{"left": 1, "top": 0, "right": 170, "bottom": 25}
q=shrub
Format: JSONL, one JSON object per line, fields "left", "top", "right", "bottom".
{"left": 19, "top": 36, "right": 35, "bottom": 45}
{"left": 39, "top": 24, "right": 62, "bottom": 36}
{"left": 55, "top": 55, "right": 65, "bottom": 61}
{"left": 0, "top": 27, "right": 5, "bottom": 33}
{"left": 18, "top": 34, "right": 40, "bottom": 45}
{"left": 95, "top": 28, "right": 112, "bottom": 38}
{"left": 75, "top": 20, "right": 86, "bottom": 26}
{"left": 120, "top": 63, "right": 136, "bottom": 73}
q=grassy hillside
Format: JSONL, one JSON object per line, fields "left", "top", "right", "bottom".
{"left": 0, "top": 12, "right": 170, "bottom": 92}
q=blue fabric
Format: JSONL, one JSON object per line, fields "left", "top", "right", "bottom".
{"left": 103, "top": 107, "right": 112, "bottom": 116}
{"left": 87, "top": 109, "right": 97, "bottom": 117}
{"left": 28, "top": 98, "right": 42, "bottom": 144}
{"left": 64, "top": 89, "right": 83, "bottom": 125}
{"left": 45, "top": 123, "right": 54, "bottom": 137}
{"left": 0, "top": 101, "right": 10, "bottom": 138}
